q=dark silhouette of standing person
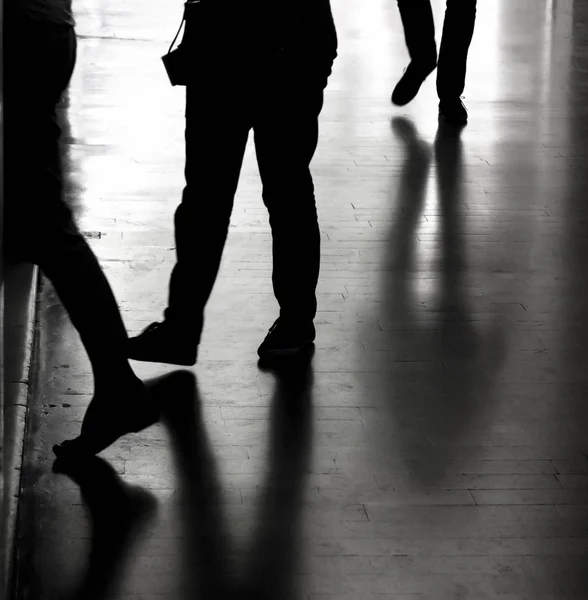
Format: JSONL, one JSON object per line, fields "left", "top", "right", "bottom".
{"left": 4, "top": 0, "right": 159, "bottom": 457}
{"left": 127, "top": 2, "right": 338, "bottom": 366}
{"left": 391, "top": 0, "right": 477, "bottom": 124}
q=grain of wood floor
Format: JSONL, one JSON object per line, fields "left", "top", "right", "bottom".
{"left": 14, "top": 0, "right": 588, "bottom": 599}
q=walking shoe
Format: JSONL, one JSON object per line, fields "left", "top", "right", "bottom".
{"left": 53, "top": 376, "right": 160, "bottom": 458}
{"left": 439, "top": 98, "right": 468, "bottom": 125}
{"left": 257, "top": 318, "right": 316, "bottom": 359}
{"left": 391, "top": 60, "right": 437, "bottom": 106}
{"left": 127, "top": 321, "right": 199, "bottom": 366}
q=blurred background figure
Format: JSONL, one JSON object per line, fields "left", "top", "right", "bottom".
{"left": 3, "top": 0, "right": 159, "bottom": 457}
{"left": 391, "top": 0, "right": 477, "bottom": 124}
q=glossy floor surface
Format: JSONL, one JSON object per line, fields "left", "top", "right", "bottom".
{"left": 15, "top": 0, "right": 588, "bottom": 599}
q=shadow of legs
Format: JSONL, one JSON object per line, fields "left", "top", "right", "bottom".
{"left": 240, "top": 363, "right": 315, "bottom": 600}
{"left": 387, "top": 117, "right": 432, "bottom": 320}
{"left": 159, "top": 371, "right": 233, "bottom": 600}
{"left": 52, "top": 456, "right": 157, "bottom": 600}
{"left": 159, "top": 363, "right": 315, "bottom": 600}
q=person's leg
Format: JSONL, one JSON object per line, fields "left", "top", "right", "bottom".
{"left": 4, "top": 18, "right": 157, "bottom": 456}
{"left": 254, "top": 38, "right": 335, "bottom": 358}
{"left": 391, "top": 0, "right": 437, "bottom": 106}
{"left": 166, "top": 84, "right": 251, "bottom": 328}
{"left": 436, "top": 0, "right": 477, "bottom": 123}
{"left": 40, "top": 229, "right": 159, "bottom": 455}
{"left": 127, "top": 79, "right": 252, "bottom": 365}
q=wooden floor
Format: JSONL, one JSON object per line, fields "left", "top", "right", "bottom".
{"left": 15, "top": 0, "right": 588, "bottom": 599}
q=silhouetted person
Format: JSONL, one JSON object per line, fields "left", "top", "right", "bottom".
{"left": 4, "top": 0, "right": 159, "bottom": 457}
{"left": 391, "top": 0, "right": 477, "bottom": 125}
{"left": 127, "top": 3, "right": 338, "bottom": 365}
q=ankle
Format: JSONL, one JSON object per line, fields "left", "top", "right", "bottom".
{"left": 409, "top": 55, "right": 437, "bottom": 71}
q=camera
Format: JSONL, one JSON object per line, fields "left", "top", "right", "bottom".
{"left": 162, "top": 0, "right": 203, "bottom": 86}
{"left": 162, "top": 45, "right": 189, "bottom": 87}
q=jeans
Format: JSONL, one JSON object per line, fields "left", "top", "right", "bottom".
{"left": 437, "top": 0, "right": 477, "bottom": 99}
{"left": 397, "top": 0, "right": 477, "bottom": 99}
{"left": 165, "top": 11, "right": 338, "bottom": 335}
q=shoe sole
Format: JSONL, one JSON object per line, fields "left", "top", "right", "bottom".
{"left": 128, "top": 340, "right": 197, "bottom": 366}
{"left": 128, "top": 352, "right": 197, "bottom": 367}
{"left": 257, "top": 339, "right": 315, "bottom": 359}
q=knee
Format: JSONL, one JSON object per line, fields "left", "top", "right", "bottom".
{"left": 177, "top": 189, "right": 233, "bottom": 221}
{"left": 264, "top": 190, "right": 318, "bottom": 229}
{"left": 43, "top": 225, "right": 89, "bottom": 261}
{"left": 5, "top": 211, "right": 84, "bottom": 266}
{"left": 175, "top": 191, "right": 234, "bottom": 243}
{"left": 446, "top": 0, "right": 476, "bottom": 12}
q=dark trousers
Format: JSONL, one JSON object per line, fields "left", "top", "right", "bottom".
{"left": 4, "top": 18, "right": 132, "bottom": 384}
{"left": 165, "top": 37, "right": 337, "bottom": 335}
{"left": 398, "top": 0, "right": 477, "bottom": 99}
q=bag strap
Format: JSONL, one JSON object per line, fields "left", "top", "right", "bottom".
{"left": 168, "top": 0, "right": 198, "bottom": 54}
{"left": 167, "top": 16, "right": 185, "bottom": 54}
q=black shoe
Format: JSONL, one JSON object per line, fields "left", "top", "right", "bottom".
{"left": 53, "top": 377, "right": 160, "bottom": 458}
{"left": 439, "top": 98, "right": 468, "bottom": 125}
{"left": 127, "top": 321, "right": 198, "bottom": 366}
{"left": 391, "top": 60, "right": 436, "bottom": 106}
{"left": 257, "top": 319, "right": 316, "bottom": 359}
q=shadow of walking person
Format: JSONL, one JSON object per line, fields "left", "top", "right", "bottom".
{"left": 406, "top": 120, "right": 506, "bottom": 486}
{"left": 386, "top": 116, "right": 433, "bottom": 330}
{"left": 157, "top": 370, "right": 233, "bottom": 600}
{"left": 160, "top": 355, "right": 314, "bottom": 600}
{"left": 375, "top": 116, "right": 505, "bottom": 489}
{"left": 51, "top": 456, "right": 157, "bottom": 600}
{"left": 240, "top": 360, "right": 314, "bottom": 600}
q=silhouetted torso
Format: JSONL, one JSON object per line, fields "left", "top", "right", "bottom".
{"left": 6, "top": 0, "right": 74, "bottom": 25}
{"left": 196, "top": 0, "right": 336, "bottom": 63}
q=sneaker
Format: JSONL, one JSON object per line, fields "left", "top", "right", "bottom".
{"left": 439, "top": 98, "right": 468, "bottom": 125}
{"left": 127, "top": 321, "right": 198, "bottom": 366}
{"left": 257, "top": 318, "right": 316, "bottom": 359}
{"left": 391, "top": 60, "right": 437, "bottom": 106}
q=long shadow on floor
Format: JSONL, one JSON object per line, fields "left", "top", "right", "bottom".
{"left": 161, "top": 363, "right": 314, "bottom": 600}
{"left": 52, "top": 360, "right": 314, "bottom": 600}
{"left": 52, "top": 456, "right": 158, "bottom": 600}
{"left": 380, "top": 117, "right": 506, "bottom": 487}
